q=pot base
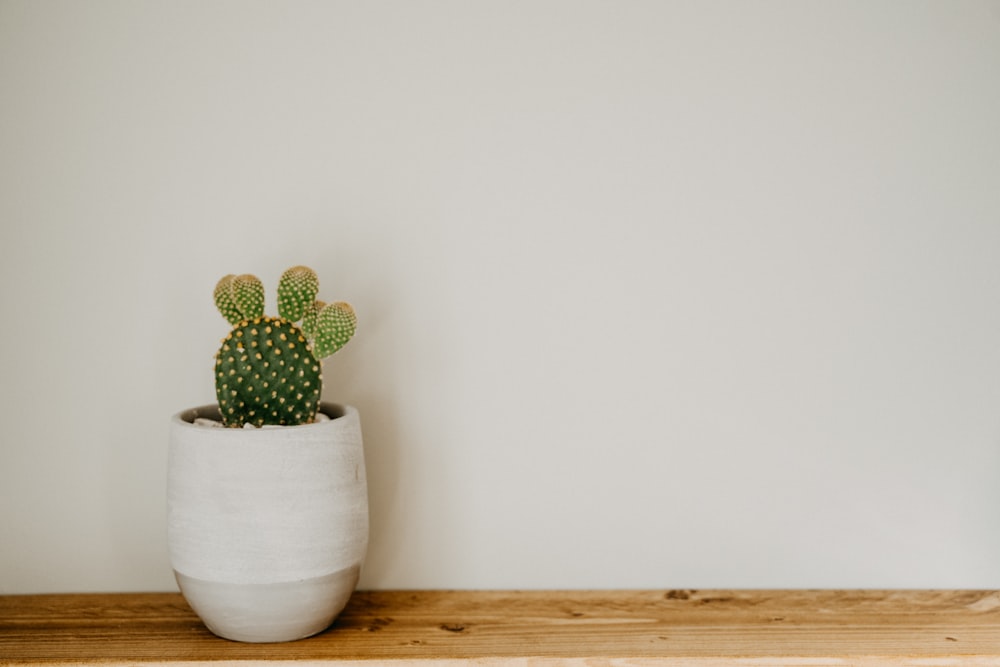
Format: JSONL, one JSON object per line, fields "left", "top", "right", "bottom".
{"left": 174, "top": 565, "right": 361, "bottom": 643}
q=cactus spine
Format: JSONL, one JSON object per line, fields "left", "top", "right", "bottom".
{"left": 213, "top": 266, "right": 356, "bottom": 428}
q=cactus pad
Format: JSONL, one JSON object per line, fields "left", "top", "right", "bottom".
{"left": 215, "top": 316, "right": 322, "bottom": 427}
{"left": 313, "top": 302, "right": 357, "bottom": 358}
{"left": 231, "top": 274, "right": 265, "bottom": 320}
{"left": 277, "top": 266, "right": 320, "bottom": 322}
{"left": 301, "top": 300, "right": 325, "bottom": 339}
{"left": 214, "top": 275, "right": 243, "bottom": 326}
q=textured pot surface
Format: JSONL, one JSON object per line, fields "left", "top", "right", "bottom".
{"left": 167, "top": 403, "right": 368, "bottom": 642}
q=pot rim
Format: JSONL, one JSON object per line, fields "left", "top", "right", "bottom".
{"left": 171, "top": 402, "right": 356, "bottom": 431}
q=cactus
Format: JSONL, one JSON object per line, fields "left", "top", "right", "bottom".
{"left": 212, "top": 266, "right": 357, "bottom": 428}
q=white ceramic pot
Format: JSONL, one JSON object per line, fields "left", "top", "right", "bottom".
{"left": 167, "top": 402, "right": 368, "bottom": 643}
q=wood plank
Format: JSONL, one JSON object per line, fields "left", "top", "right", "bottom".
{"left": 1, "top": 590, "right": 999, "bottom": 665}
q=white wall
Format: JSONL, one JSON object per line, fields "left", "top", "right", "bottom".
{"left": 2, "top": 0, "right": 999, "bottom": 594}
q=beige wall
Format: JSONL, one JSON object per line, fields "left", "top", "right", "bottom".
{"left": 2, "top": 0, "right": 999, "bottom": 593}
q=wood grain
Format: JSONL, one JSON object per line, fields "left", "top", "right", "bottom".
{"left": 1, "top": 589, "right": 999, "bottom": 665}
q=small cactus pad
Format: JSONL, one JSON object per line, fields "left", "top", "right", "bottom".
{"left": 214, "top": 275, "right": 243, "bottom": 325}
{"left": 215, "top": 316, "right": 322, "bottom": 427}
{"left": 277, "top": 265, "right": 320, "bottom": 322}
{"left": 301, "top": 299, "right": 326, "bottom": 339}
{"left": 313, "top": 301, "right": 357, "bottom": 359}
{"left": 231, "top": 274, "right": 265, "bottom": 320}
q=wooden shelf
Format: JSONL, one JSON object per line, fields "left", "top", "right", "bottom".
{"left": 2, "top": 589, "right": 999, "bottom": 664}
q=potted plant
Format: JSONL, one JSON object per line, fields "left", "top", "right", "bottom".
{"left": 167, "top": 266, "right": 367, "bottom": 643}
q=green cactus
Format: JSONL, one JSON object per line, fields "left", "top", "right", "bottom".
{"left": 212, "top": 266, "right": 356, "bottom": 428}
{"left": 213, "top": 275, "right": 243, "bottom": 326}
{"left": 231, "top": 274, "right": 265, "bottom": 320}
{"left": 314, "top": 302, "right": 357, "bottom": 358}
{"left": 277, "top": 265, "right": 319, "bottom": 322}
